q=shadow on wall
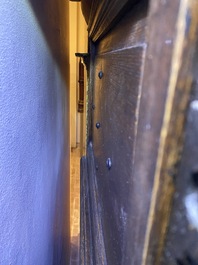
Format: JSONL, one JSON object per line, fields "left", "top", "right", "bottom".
{"left": 27, "top": 0, "right": 70, "bottom": 264}
{"left": 28, "top": 0, "right": 69, "bottom": 83}
{"left": 53, "top": 160, "right": 71, "bottom": 265}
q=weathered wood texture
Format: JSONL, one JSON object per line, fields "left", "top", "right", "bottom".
{"left": 141, "top": 1, "right": 198, "bottom": 264}
{"left": 81, "top": 0, "right": 198, "bottom": 264}
{"left": 91, "top": 3, "right": 148, "bottom": 265}
{"left": 80, "top": 156, "right": 93, "bottom": 265}
{"left": 81, "top": 0, "right": 140, "bottom": 42}
{"left": 161, "top": 38, "right": 198, "bottom": 264}
{"left": 93, "top": 48, "right": 146, "bottom": 265}
{"left": 80, "top": 146, "right": 107, "bottom": 265}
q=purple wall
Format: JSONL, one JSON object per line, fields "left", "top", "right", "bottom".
{"left": 0, "top": 0, "right": 70, "bottom": 264}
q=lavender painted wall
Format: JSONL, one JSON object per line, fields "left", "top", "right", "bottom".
{"left": 0, "top": 0, "right": 70, "bottom": 264}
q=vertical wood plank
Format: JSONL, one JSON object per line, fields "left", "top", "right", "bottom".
{"left": 141, "top": 1, "right": 198, "bottom": 264}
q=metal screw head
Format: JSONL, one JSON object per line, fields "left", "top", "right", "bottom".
{"left": 96, "top": 122, "right": 100, "bottom": 129}
{"left": 92, "top": 104, "right": 95, "bottom": 110}
{"left": 98, "top": 71, "right": 103, "bottom": 79}
{"left": 106, "top": 158, "right": 112, "bottom": 170}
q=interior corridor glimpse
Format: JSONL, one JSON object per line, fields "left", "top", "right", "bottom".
{"left": 70, "top": 146, "right": 80, "bottom": 265}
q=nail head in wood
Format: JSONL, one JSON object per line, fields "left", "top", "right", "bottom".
{"left": 106, "top": 158, "right": 112, "bottom": 170}
{"left": 96, "top": 122, "right": 101, "bottom": 129}
{"left": 98, "top": 71, "right": 103, "bottom": 79}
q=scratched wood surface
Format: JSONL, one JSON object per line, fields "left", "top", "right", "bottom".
{"left": 161, "top": 29, "right": 198, "bottom": 265}
{"left": 90, "top": 3, "right": 148, "bottom": 264}
{"left": 81, "top": 0, "right": 198, "bottom": 264}
{"left": 93, "top": 48, "right": 146, "bottom": 265}
{"left": 139, "top": 1, "right": 198, "bottom": 264}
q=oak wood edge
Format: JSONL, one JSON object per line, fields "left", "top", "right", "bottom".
{"left": 141, "top": 0, "right": 198, "bottom": 264}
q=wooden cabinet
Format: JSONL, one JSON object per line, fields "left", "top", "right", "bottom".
{"left": 80, "top": 0, "right": 198, "bottom": 264}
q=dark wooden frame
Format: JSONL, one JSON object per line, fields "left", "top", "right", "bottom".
{"left": 80, "top": 0, "right": 198, "bottom": 264}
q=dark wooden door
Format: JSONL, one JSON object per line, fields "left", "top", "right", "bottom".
{"left": 80, "top": 0, "right": 198, "bottom": 264}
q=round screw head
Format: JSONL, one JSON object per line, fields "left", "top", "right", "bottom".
{"left": 98, "top": 71, "right": 103, "bottom": 79}
{"left": 96, "top": 122, "right": 100, "bottom": 129}
{"left": 106, "top": 158, "right": 112, "bottom": 170}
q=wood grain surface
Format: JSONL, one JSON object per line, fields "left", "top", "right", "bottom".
{"left": 81, "top": 0, "right": 141, "bottom": 42}
{"left": 90, "top": 3, "right": 148, "bottom": 264}
{"left": 141, "top": 1, "right": 198, "bottom": 264}
{"left": 161, "top": 13, "right": 198, "bottom": 264}
{"left": 81, "top": 0, "right": 198, "bottom": 264}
